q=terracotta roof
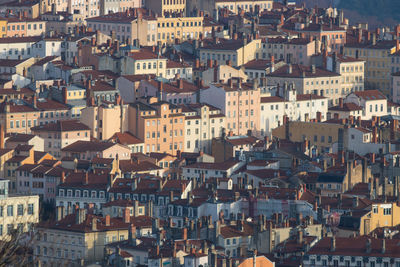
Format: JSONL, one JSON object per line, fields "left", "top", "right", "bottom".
{"left": 220, "top": 223, "right": 254, "bottom": 238}
{"left": 199, "top": 38, "right": 248, "bottom": 51}
{"left": 31, "top": 120, "right": 90, "bottom": 132}
{"left": 119, "top": 160, "right": 161, "bottom": 173}
{"left": 184, "top": 160, "right": 240, "bottom": 171}
{"left": 6, "top": 133, "right": 36, "bottom": 142}
{"left": 59, "top": 171, "right": 109, "bottom": 189}
{"left": 109, "top": 132, "right": 143, "bottom": 145}
{"left": 61, "top": 140, "right": 116, "bottom": 152}
{"left": 353, "top": 90, "right": 386, "bottom": 101}
{"left": 0, "top": 36, "right": 41, "bottom": 43}
{"left": 308, "top": 236, "right": 400, "bottom": 258}
{"left": 329, "top": 102, "right": 363, "bottom": 111}
{"left": 267, "top": 64, "right": 340, "bottom": 78}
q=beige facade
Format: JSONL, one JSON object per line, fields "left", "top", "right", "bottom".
{"left": 215, "top": 0, "right": 273, "bottom": 13}
{"left": 327, "top": 55, "right": 365, "bottom": 96}
{"left": 35, "top": 218, "right": 129, "bottom": 266}
{"left": 199, "top": 38, "right": 262, "bottom": 67}
{"left": 266, "top": 64, "right": 342, "bottom": 106}
{"left": 183, "top": 104, "right": 225, "bottom": 154}
{"left": 344, "top": 41, "right": 397, "bottom": 97}
{"left": 0, "top": 180, "right": 39, "bottom": 240}
{"left": 146, "top": 0, "right": 186, "bottom": 16}
{"left": 80, "top": 103, "right": 129, "bottom": 140}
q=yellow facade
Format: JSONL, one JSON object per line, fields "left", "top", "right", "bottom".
{"left": 360, "top": 202, "right": 400, "bottom": 235}
{"left": 272, "top": 121, "right": 344, "bottom": 153}
{"left": 344, "top": 44, "right": 397, "bottom": 98}
{"left": 156, "top": 17, "right": 203, "bottom": 45}
{"left": 0, "top": 20, "right": 7, "bottom": 38}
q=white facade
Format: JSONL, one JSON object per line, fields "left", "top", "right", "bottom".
{"left": 260, "top": 87, "right": 328, "bottom": 136}
{"left": 344, "top": 91, "right": 388, "bottom": 120}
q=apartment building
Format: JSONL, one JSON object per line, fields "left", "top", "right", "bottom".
{"left": 182, "top": 103, "right": 225, "bottom": 153}
{"left": 344, "top": 90, "right": 387, "bottom": 120}
{"left": 327, "top": 53, "right": 365, "bottom": 95}
{"left": 392, "top": 71, "right": 400, "bottom": 103}
{"left": 272, "top": 120, "right": 344, "bottom": 153}
{"left": 242, "top": 59, "right": 285, "bottom": 82}
{"left": 2, "top": 0, "right": 40, "bottom": 19}
{"left": 16, "top": 162, "right": 66, "bottom": 202}
{"left": 31, "top": 120, "right": 90, "bottom": 159}
{"left": 80, "top": 101, "right": 129, "bottom": 140}
{"left": 266, "top": 64, "right": 341, "bottom": 106}
{"left": 35, "top": 210, "right": 131, "bottom": 266}
{"left": 200, "top": 78, "right": 260, "bottom": 136}
{"left": 344, "top": 40, "right": 398, "bottom": 97}
{"left": 146, "top": 0, "right": 185, "bottom": 16}
{"left": 4, "top": 17, "right": 46, "bottom": 37}
{"left": 61, "top": 140, "right": 131, "bottom": 160}
{"left": 42, "top": 11, "right": 85, "bottom": 34}
{"left": 198, "top": 37, "right": 262, "bottom": 67}
{"left": 287, "top": 22, "right": 346, "bottom": 53}
{"left": 100, "top": 0, "right": 142, "bottom": 15}
{"left": 0, "top": 179, "right": 39, "bottom": 240}
{"left": 138, "top": 79, "right": 201, "bottom": 105}
{"left": 86, "top": 9, "right": 157, "bottom": 46}
{"left": 260, "top": 84, "right": 328, "bottom": 136}
{"left": 128, "top": 99, "right": 185, "bottom": 155}
{"left": 304, "top": 236, "right": 400, "bottom": 267}
{"left": 156, "top": 16, "right": 203, "bottom": 45}
{"left": 261, "top": 37, "right": 318, "bottom": 66}
{"left": 215, "top": 0, "right": 273, "bottom": 14}
{"left": 0, "top": 36, "right": 41, "bottom": 59}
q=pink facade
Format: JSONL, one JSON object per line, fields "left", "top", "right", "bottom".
{"left": 201, "top": 79, "right": 260, "bottom": 136}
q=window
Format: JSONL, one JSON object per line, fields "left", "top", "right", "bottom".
{"left": 28, "top": 204, "right": 34, "bottom": 215}
{"left": 7, "top": 205, "right": 13, "bottom": 216}
{"left": 383, "top": 208, "right": 392, "bottom": 215}
{"left": 17, "top": 204, "right": 23, "bottom": 216}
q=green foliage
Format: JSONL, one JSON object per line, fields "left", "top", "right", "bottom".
{"left": 338, "top": 0, "right": 400, "bottom": 22}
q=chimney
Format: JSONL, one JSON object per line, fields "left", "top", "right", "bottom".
{"left": 330, "top": 236, "right": 336, "bottom": 252}
{"left": 92, "top": 217, "right": 97, "bottom": 231}
{"left": 182, "top": 227, "right": 187, "bottom": 240}
{"left": 178, "top": 79, "right": 184, "bottom": 89}
{"left": 124, "top": 208, "right": 130, "bottom": 223}
{"left": 62, "top": 87, "right": 68, "bottom": 104}
{"left": 366, "top": 238, "right": 371, "bottom": 253}
{"left": 353, "top": 196, "right": 359, "bottom": 207}
{"left": 207, "top": 59, "right": 213, "bottom": 68}
{"left": 195, "top": 58, "right": 200, "bottom": 68}
{"left": 316, "top": 112, "right": 322, "bottom": 122}
{"left": 85, "top": 172, "right": 89, "bottom": 185}
{"left": 297, "top": 230, "right": 303, "bottom": 244}
{"left": 311, "top": 64, "right": 316, "bottom": 74}
{"left": 33, "top": 95, "right": 37, "bottom": 108}
{"left": 105, "top": 215, "right": 110, "bottom": 226}
{"left": 0, "top": 124, "right": 4, "bottom": 149}
{"left": 382, "top": 238, "right": 386, "bottom": 254}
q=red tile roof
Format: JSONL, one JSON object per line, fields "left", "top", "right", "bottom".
{"left": 31, "top": 120, "right": 90, "bottom": 132}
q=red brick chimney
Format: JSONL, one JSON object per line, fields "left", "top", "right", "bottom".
{"left": 316, "top": 112, "right": 322, "bottom": 122}
{"left": 124, "top": 208, "right": 130, "bottom": 223}
{"left": 0, "top": 124, "right": 4, "bottom": 149}
{"left": 182, "top": 227, "right": 187, "bottom": 240}
{"left": 62, "top": 87, "right": 68, "bottom": 104}
{"left": 105, "top": 215, "right": 110, "bottom": 226}
{"left": 339, "top": 98, "right": 343, "bottom": 108}
{"left": 178, "top": 79, "right": 184, "bottom": 89}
